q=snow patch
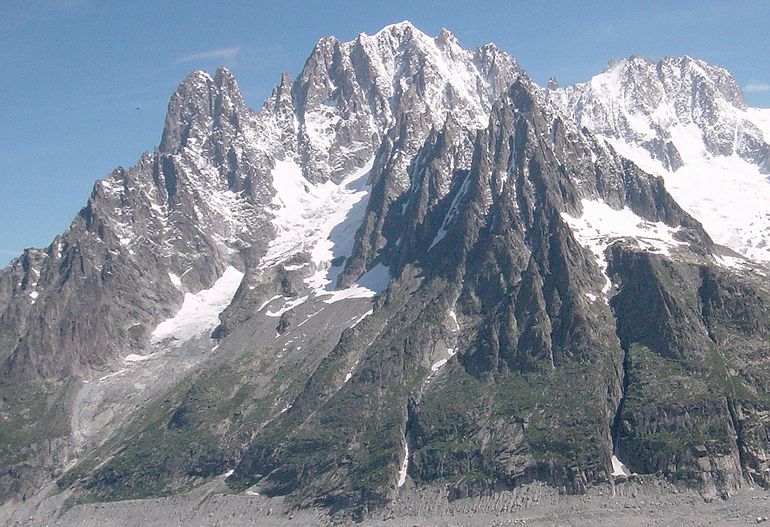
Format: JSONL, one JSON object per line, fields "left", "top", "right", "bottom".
{"left": 296, "top": 307, "right": 325, "bottom": 327}
{"left": 715, "top": 254, "right": 752, "bottom": 271}
{"left": 351, "top": 308, "right": 373, "bottom": 328}
{"left": 151, "top": 266, "right": 244, "bottom": 345}
{"left": 611, "top": 454, "right": 632, "bottom": 478}
{"left": 124, "top": 354, "right": 152, "bottom": 363}
{"left": 397, "top": 440, "right": 409, "bottom": 488}
{"left": 168, "top": 273, "right": 182, "bottom": 289}
{"left": 257, "top": 294, "right": 282, "bottom": 311}
{"left": 266, "top": 295, "right": 308, "bottom": 317}
{"left": 283, "top": 262, "right": 310, "bottom": 271}
{"left": 320, "top": 264, "right": 391, "bottom": 303}
{"left": 261, "top": 157, "right": 373, "bottom": 276}
{"left": 98, "top": 369, "right": 127, "bottom": 382}
{"left": 430, "top": 174, "right": 472, "bottom": 250}
{"left": 448, "top": 309, "right": 459, "bottom": 331}
{"left": 562, "top": 199, "right": 685, "bottom": 298}
{"left": 343, "top": 359, "right": 360, "bottom": 384}
{"left": 260, "top": 157, "right": 394, "bottom": 301}
{"left": 431, "top": 359, "right": 448, "bottom": 372}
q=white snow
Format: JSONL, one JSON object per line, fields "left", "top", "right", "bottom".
{"left": 745, "top": 107, "right": 770, "bottom": 141}
{"left": 124, "top": 354, "right": 151, "bottom": 362}
{"left": 261, "top": 157, "right": 372, "bottom": 272}
{"left": 98, "top": 369, "right": 127, "bottom": 382}
{"left": 320, "top": 263, "right": 391, "bottom": 303}
{"left": 559, "top": 62, "right": 770, "bottom": 266}
{"left": 283, "top": 262, "right": 310, "bottom": 271}
{"left": 430, "top": 359, "right": 448, "bottom": 372}
{"left": 296, "top": 307, "right": 325, "bottom": 327}
{"left": 257, "top": 294, "right": 282, "bottom": 311}
{"left": 350, "top": 308, "right": 373, "bottom": 328}
{"left": 428, "top": 345, "right": 457, "bottom": 376}
{"left": 448, "top": 309, "right": 459, "bottom": 331}
{"left": 397, "top": 440, "right": 409, "bottom": 488}
{"left": 303, "top": 104, "right": 342, "bottom": 154}
{"left": 562, "top": 199, "right": 685, "bottom": 297}
{"left": 357, "top": 22, "right": 498, "bottom": 131}
{"left": 265, "top": 295, "right": 308, "bottom": 318}
{"left": 150, "top": 266, "right": 244, "bottom": 344}
{"left": 715, "top": 254, "right": 751, "bottom": 271}
{"left": 343, "top": 359, "right": 360, "bottom": 384}
{"left": 28, "top": 291, "right": 39, "bottom": 300}
{"left": 260, "top": 157, "right": 393, "bottom": 302}
{"left": 168, "top": 273, "right": 182, "bottom": 289}
{"left": 611, "top": 454, "right": 631, "bottom": 478}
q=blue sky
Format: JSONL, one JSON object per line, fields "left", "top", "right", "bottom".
{"left": 2, "top": 0, "right": 769, "bottom": 264}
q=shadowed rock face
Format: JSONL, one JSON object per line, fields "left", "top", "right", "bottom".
{"left": 2, "top": 22, "right": 770, "bottom": 521}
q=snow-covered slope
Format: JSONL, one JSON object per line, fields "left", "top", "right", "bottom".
{"left": 150, "top": 266, "right": 244, "bottom": 345}
{"left": 550, "top": 56, "right": 770, "bottom": 263}
{"left": 562, "top": 199, "right": 687, "bottom": 300}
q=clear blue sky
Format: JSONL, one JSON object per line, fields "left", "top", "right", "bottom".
{"left": 2, "top": 0, "right": 769, "bottom": 264}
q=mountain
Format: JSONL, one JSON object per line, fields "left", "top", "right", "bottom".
{"left": 2, "top": 22, "right": 770, "bottom": 524}
{"left": 549, "top": 55, "right": 770, "bottom": 262}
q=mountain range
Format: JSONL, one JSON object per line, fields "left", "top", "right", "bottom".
{"left": 2, "top": 21, "right": 770, "bottom": 523}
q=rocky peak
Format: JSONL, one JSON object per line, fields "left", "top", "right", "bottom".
{"left": 264, "top": 71, "right": 294, "bottom": 113}
{"left": 552, "top": 54, "right": 767, "bottom": 171}
{"left": 435, "top": 26, "right": 460, "bottom": 49}
{"left": 370, "top": 19, "right": 419, "bottom": 40}
{"left": 286, "top": 22, "right": 521, "bottom": 185}
{"left": 159, "top": 67, "right": 248, "bottom": 154}
{"left": 212, "top": 66, "right": 246, "bottom": 119}
{"left": 658, "top": 55, "right": 745, "bottom": 109}
{"left": 557, "top": 54, "right": 748, "bottom": 128}
{"left": 547, "top": 77, "right": 559, "bottom": 91}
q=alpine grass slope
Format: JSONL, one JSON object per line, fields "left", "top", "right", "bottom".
{"left": 2, "top": 21, "right": 770, "bottom": 521}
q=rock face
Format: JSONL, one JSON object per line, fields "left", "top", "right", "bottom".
{"left": 1, "top": 22, "right": 770, "bottom": 522}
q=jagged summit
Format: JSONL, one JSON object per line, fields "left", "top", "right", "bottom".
{"left": 551, "top": 53, "right": 770, "bottom": 262}
{"left": 286, "top": 20, "right": 521, "bottom": 184}
{"left": 159, "top": 66, "right": 247, "bottom": 154}
{"left": 365, "top": 19, "right": 428, "bottom": 40}
{"left": 550, "top": 54, "right": 755, "bottom": 157}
